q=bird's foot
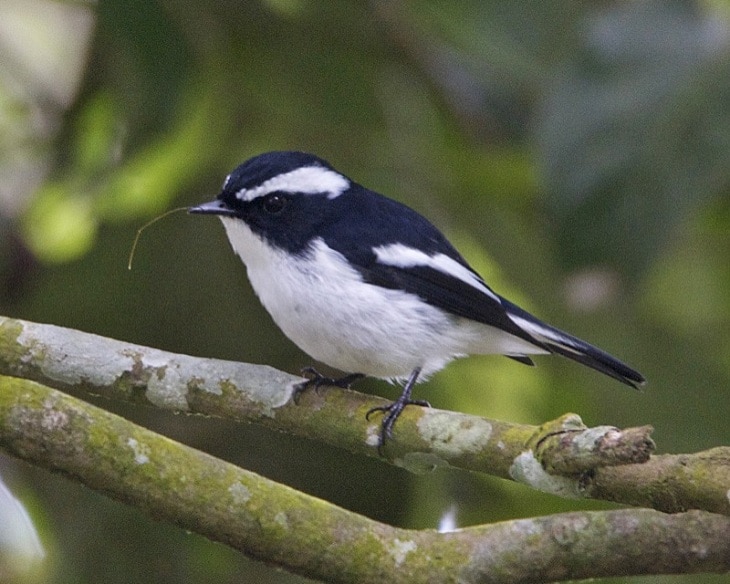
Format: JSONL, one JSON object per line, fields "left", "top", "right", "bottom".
{"left": 293, "top": 366, "right": 365, "bottom": 404}
{"left": 366, "top": 395, "right": 430, "bottom": 454}
{"left": 364, "top": 366, "right": 426, "bottom": 454}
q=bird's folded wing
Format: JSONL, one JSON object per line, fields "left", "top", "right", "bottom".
{"left": 356, "top": 260, "right": 541, "bottom": 348}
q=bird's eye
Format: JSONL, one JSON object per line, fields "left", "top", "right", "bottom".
{"left": 262, "top": 194, "right": 286, "bottom": 214}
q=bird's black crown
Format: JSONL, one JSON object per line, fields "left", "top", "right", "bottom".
{"left": 222, "top": 151, "right": 335, "bottom": 194}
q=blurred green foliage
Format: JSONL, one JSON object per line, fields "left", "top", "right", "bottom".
{"left": 0, "top": 1, "right": 729, "bottom": 583}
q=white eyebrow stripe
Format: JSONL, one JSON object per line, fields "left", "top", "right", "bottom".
{"left": 373, "top": 243, "right": 502, "bottom": 304}
{"left": 222, "top": 172, "right": 233, "bottom": 190}
{"left": 235, "top": 166, "right": 350, "bottom": 201}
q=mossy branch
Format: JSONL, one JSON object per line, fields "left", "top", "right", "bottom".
{"left": 0, "top": 375, "right": 728, "bottom": 583}
{"left": 0, "top": 315, "right": 728, "bottom": 517}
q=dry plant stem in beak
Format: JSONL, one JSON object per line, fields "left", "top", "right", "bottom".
{"left": 127, "top": 207, "right": 188, "bottom": 270}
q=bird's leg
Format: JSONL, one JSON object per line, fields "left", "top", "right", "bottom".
{"left": 293, "top": 366, "right": 365, "bottom": 404}
{"left": 366, "top": 367, "right": 430, "bottom": 452}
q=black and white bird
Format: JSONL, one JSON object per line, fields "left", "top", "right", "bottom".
{"left": 190, "top": 151, "right": 645, "bottom": 448}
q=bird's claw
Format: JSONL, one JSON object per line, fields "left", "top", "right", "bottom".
{"left": 366, "top": 397, "right": 430, "bottom": 454}
{"left": 293, "top": 367, "right": 364, "bottom": 404}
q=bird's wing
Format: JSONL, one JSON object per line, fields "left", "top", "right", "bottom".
{"left": 351, "top": 242, "right": 544, "bottom": 349}
{"left": 322, "top": 189, "right": 544, "bottom": 351}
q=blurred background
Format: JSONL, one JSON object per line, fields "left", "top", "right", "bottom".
{"left": 1, "top": 0, "right": 729, "bottom": 582}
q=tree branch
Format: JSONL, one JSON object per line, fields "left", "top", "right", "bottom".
{"left": 0, "top": 315, "right": 728, "bottom": 516}
{"left": 0, "top": 375, "right": 728, "bottom": 583}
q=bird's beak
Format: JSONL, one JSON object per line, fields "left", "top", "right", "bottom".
{"left": 188, "top": 199, "right": 237, "bottom": 217}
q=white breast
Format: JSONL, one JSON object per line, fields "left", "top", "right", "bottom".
{"left": 218, "top": 217, "right": 544, "bottom": 381}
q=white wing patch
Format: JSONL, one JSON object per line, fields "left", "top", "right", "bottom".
{"left": 373, "top": 243, "right": 502, "bottom": 304}
{"left": 234, "top": 166, "right": 350, "bottom": 202}
{"left": 507, "top": 314, "right": 581, "bottom": 355}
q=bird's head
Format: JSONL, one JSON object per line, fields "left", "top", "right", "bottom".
{"left": 189, "top": 151, "right": 352, "bottom": 254}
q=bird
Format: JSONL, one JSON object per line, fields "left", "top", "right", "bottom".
{"left": 189, "top": 151, "right": 645, "bottom": 450}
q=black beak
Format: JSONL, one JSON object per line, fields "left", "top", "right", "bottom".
{"left": 188, "top": 199, "right": 237, "bottom": 217}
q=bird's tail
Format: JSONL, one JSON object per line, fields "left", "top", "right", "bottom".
{"left": 502, "top": 300, "right": 645, "bottom": 389}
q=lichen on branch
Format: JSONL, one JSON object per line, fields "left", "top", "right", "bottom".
{"left": 0, "top": 315, "right": 728, "bottom": 517}
{"left": 0, "top": 375, "right": 728, "bottom": 583}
